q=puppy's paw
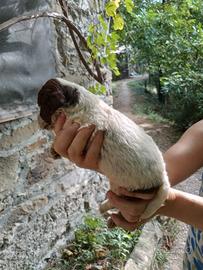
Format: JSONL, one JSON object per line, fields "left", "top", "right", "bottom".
{"left": 99, "top": 199, "right": 113, "bottom": 214}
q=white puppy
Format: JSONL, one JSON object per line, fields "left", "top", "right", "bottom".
{"left": 38, "top": 78, "right": 170, "bottom": 220}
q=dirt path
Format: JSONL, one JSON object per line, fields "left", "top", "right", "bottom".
{"left": 113, "top": 78, "right": 201, "bottom": 270}
{"left": 113, "top": 78, "right": 178, "bottom": 151}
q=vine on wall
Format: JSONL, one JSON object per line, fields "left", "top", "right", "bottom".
{"left": 0, "top": 0, "right": 135, "bottom": 94}
{"left": 87, "top": 0, "right": 134, "bottom": 93}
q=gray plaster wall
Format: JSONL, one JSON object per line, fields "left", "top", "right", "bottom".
{"left": 0, "top": 0, "right": 95, "bottom": 107}
{"left": 0, "top": 1, "right": 110, "bottom": 269}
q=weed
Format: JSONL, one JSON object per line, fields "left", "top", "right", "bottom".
{"left": 46, "top": 215, "right": 141, "bottom": 270}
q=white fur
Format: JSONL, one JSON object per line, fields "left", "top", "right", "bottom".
{"left": 41, "top": 78, "right": 170, "bottom": 219}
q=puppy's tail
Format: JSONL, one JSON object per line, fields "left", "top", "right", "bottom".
{"left": 140, "top": 173, "right": 170, "bottom": 220}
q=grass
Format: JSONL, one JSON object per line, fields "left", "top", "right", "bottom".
{"left": 127, "top": 80, "right": 173, "bottom": 125}
{"left": 46, "top": 215, "right": 141, "bottom": 270}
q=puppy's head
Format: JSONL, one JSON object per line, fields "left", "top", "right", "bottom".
{"left": 37, "top": 78, "right": 80, "bottom": 129}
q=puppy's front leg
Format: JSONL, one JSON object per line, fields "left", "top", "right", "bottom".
{"left": 99, "top": 199, "right": 113, "bottom": 214}
{"left": 99, "top": 182, "right": 120, "bottom": 214}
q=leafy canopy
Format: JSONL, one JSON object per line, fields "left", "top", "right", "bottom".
{"left": 118, "top": 0, "right": 203, "bottom": 128}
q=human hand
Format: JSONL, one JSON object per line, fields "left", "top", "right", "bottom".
{"left": 53, "top": 113, "right": 104, "bottom": 171}
{"left": 106, "top": 187, "right": 157, "bottom": 231}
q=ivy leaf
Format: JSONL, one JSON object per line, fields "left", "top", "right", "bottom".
{"left": 114, "top": 67, "right": 120, "bottom": 76}
{"left": 88, "top": 84, "right": 107, "bottom": 94}
{"left": 105, "top": 1, "right": 118, "bottom": 17}
{"left": 98, "top": 15, "right": 108, "bottom": 31}
{"left": 113, "top": 14, "right": 125, "bottom": 30}
{"left": 115, "top": 0, "right": 121, "bottom": 8}
{"left": 100, "top": 85, "right": 107, "bottom": 94}
{"left": 95, "top": 33, "right": 104, "bottom": 46}
{"left": 88, "top": 23, "right": 95, "bottom": 34}
{"left": 87, "top": 36, "right": 93, "bottom": 50}
{"left": 125, "top": 0, "right": 134, "bottom": 14}
{"left": 111, "top": 31, "right": 120, "bottom": 42}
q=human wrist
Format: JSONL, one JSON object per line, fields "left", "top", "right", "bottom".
{"left": 156, "top": 188, "right": 177, "bottom": 216}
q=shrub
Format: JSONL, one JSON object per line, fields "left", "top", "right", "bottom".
{"left": 162, "top": 71, "right": 203, "bottom": 130}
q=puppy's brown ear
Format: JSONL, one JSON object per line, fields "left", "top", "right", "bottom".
{"left": 38, "top": 79, "right": 66, "bottom": 125}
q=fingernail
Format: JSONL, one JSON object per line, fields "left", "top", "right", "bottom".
{"left": 59, "top": 112, "right": 66, "bottom": 119}
{"left": 89, "top": 124, "right": 96, "bottom": 129}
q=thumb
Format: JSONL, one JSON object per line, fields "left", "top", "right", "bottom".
{"left": 118, "top": 187, "right": 158, "bottom": 200}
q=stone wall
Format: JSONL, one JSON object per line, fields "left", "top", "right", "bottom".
{"left": 0, "top": 1, "right": 110, "bottom": 269}
{"left": 0, "top": 115, "right": 109, "bottom": 270}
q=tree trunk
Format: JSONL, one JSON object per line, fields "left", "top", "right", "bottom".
{"left": 157, "top": 70, "right": 165, "bottom": 103}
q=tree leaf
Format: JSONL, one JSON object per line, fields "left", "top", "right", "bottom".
{"left": 113, "top": 14, "right": 124, "bottom": 30}
{"left": 125, "top": 0, "right": 134, "bottom": 14}
{"left": 105, "top": 1, "right": 118, "bottom": 17}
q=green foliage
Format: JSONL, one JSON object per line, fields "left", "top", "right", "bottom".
{"left": 87, "top": 0, "right": 136, "bottom": 73}
{"left": 87, "top": 0, "right": 203, "bottom": 128}
{"left": 120, "top": 0, "right": 203, "bottom": 73}
{"left": 162, "top": 71, "right": 203, "bottom": 129}
{"left": 105, "top": 1, "right": 119, "bottom": 17}
{"left": 47, "top": 215, "right": 141, "bottom": 270}
{"left": 124, "top": 0, "right": 134, "bottom": 14}
{"left": 87, "top": 0, "right": 136, "bottom": 93}
{"left": 113, "top": 13, "right": 125, "bottom": 30}
{"left": 118, "top": 0, "right": 203, "bottom": 129}
{"left": 88, "top": 83, "right": 106, "bottom": 95}
{"left": 105, "top": 0, "right": 134, "bottom": 29}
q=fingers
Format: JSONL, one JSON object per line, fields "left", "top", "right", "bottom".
{"left": 107, "top": 191, "right": 145, "bottom": 212}
{"left": 70, "top": 129, "right": 104, "bottom": 170}
{"left": 118, "top": 187, "right": 156, "bottom": 200}
{"left": 67, "top": 125, "right": 95, "bottom": 165}
{"left": 109, "top": 211, "right": 154, "bottom": 231}
{"left": 85, "top": 130, "right": 104, "bottom": 167}
{"left": 107, "top": 191, "right": 148, "bottom": 222}
{"left": 53, "top": 116, "right": 104, "bottom": 171}
{"left": 109, "top": 213, "right": 140, "bottom": 231}
{"left": 54, "top": 113, "right": 66, "bottom": 135}
{"left": 53, "top": 118, "right": 80, "bottom": 158}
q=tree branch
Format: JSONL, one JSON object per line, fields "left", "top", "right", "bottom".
{"left": 58, "top": 0, "right": 104, "bottom": 84}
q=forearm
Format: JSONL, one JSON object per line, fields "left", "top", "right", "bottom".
{"left": 157, "top": 188, "right": 203, "bottom": 230}
{"left": 163, "top": 149, "right": 200, "bottom": 186}
{"left": 163, "top": 120, "right": 203, "bottom": 186}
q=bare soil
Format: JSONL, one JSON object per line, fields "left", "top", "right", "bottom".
{"left": 113, "top": 78, "right": 178, "bottom": 151}
{"left": 113, "top": 78, "right": 201, "bottom": 270}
